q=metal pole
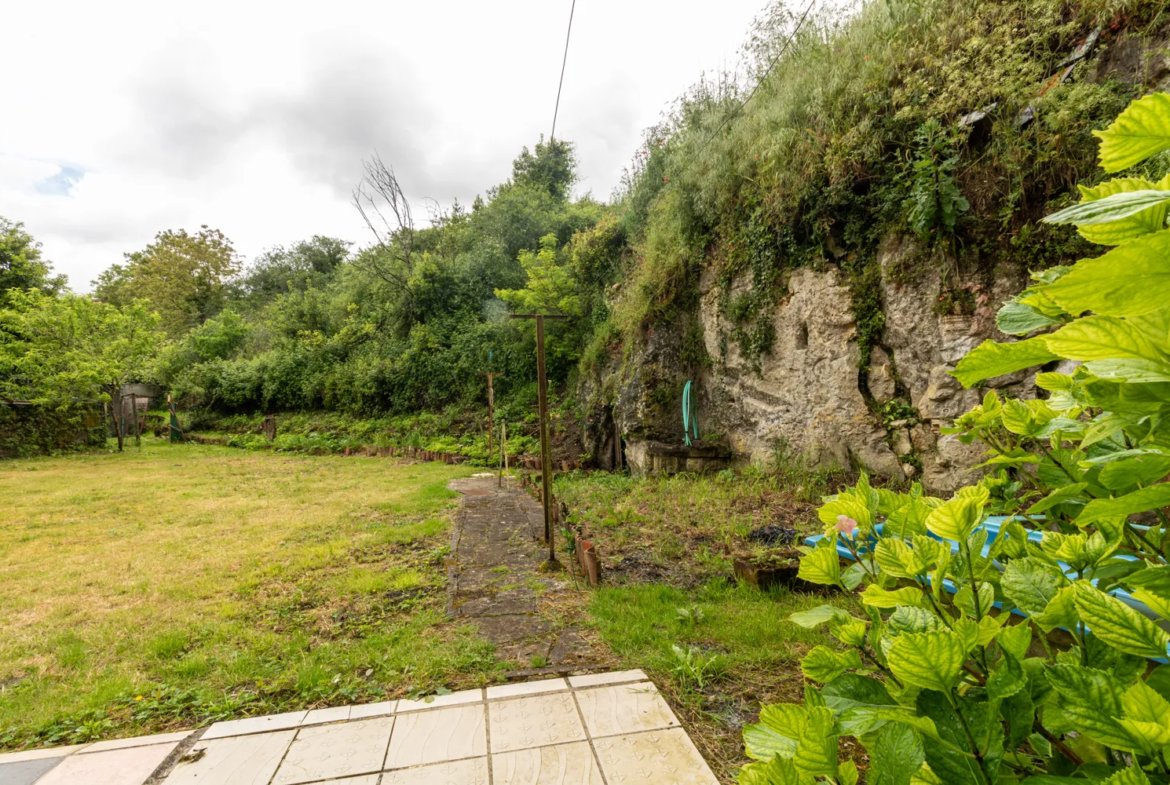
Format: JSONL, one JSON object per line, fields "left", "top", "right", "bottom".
{"left": 534, "top": 316, "right": 559, "bottom": 569}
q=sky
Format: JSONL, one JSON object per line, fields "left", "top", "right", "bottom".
{"left": 0, "top": 0, "right": 785, "bottom": 291}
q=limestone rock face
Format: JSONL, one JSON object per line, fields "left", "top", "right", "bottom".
{"left": 582, "top": 233, "right": 1045, "bottom": 494}
{"left": 698, "top": 266, "right": 904, "bottom": 480}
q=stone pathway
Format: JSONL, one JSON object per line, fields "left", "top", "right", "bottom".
{"left": 446, "top": 475, "right": 604, "bottom": 669}
{"left": 0, "top": 672, "right": 720, "bottom": 784}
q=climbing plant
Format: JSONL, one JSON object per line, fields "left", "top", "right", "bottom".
{"left": 738, "top": 94, "right": 1170, "bottom": 784}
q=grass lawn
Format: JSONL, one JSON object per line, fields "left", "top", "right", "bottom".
{"left": 0, "top": 441, "right": 493, "bottom": 749}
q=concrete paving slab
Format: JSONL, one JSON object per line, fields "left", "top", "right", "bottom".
{"left": 489, "top": 692, "right": 585, "bottom": 752}
{"left": 81, "top": 730, "right": 193, "bottom": 754}
{"left": 272, "top": 717, "right": 393, "bottom": 785}
{"left": 486, "top": 677, "right": 568, "bottom": 700}
{"left": 35, "top": 742, "right": 178, "bottom": 785}
{"left": 0, "top": 747, "right": 84, "bottom": 765}
{"left": 312, "top": 777, "right": 379, "bottom": 785}
{"left": 396, "top": 688, "right": 482, "bottom": 713}
{"left": 0, "top": 757, "right": 64, "bottom": 785}
{"left": 493, "top": 741, "right": 603, "bottom": 785}
{"left": 348, "top": 700, "right": 397, "bottom": 720}
{"left": 203, "top": 710, "right": 308, "bottom": 740}
{"left": 385, "top": 704, "right": 486, "bottom": 770}
{"left": 161, "top": 730, "right": 295, "bottom": 785}
{"left": 567, "top": 669, "right": 647, "bottom": 689}
{"left": 593, "top": 729, "right": 719, "bottom": 785}
{"left": 300, "top": 706, "right": 351, "bottom": 726}
{"left": 575, "top": 682, "right": 680, "bottom": 738}
{"left": 381, "top": 757, "right": 488, "bottom": 784}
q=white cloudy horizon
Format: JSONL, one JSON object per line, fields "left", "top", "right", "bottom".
{"left": 1, "top": 0, "right": 796, "bottom": 292}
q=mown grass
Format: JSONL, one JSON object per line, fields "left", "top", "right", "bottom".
{"left": 0, "top": 441, "right": 494, "bottom": 749}
{"left": 588, "top": 581, "right": 846, "bottom": 783}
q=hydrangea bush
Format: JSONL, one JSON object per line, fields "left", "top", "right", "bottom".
{"left": 737, "top": 94, "right": 1170, "bottom": 785}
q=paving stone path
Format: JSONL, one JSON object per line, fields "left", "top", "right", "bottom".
{"left": 0, "top": 673, "right": 721, "bottom": 784}
{"left": 446, "top": 475, "right": 607, "bottom": 670}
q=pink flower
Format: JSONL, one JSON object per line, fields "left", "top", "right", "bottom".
{"left": 836, "top": 515, "right": 858, "bottom": 538}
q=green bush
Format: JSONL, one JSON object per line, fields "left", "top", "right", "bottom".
{"left": 739, "top": 91, "right": 1170, "bottom": 785}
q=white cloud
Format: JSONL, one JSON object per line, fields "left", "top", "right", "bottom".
{"left": 0, "top": 0, "right": 788, "bottom": 291}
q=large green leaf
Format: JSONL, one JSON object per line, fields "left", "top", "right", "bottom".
{"left": 1045, "top": 315, "right": 1166, "bottom": 362}
{"left": 1118, "top": 679, "right": 1170, "bottom": 748}
{"left": 797, "top": 539, "right": 841, "bottom": 586}
{"left": 1042, "top": 231, "right": 1170, "bottom": 317}
{"left": 1001, "top": 559, "right": 1060, "bottom": 616}
{"left": 1026, "top": 483, "right": 1088, "bottom": 514}
{"left": 925, "top": 491, "right": 987, "bottom": 542}
{"left": 1098, "top": 454, "right": 1170, "bottom": 491}
{"left": 1093, "top": 92, "right": 1170, "bottom": 173}
{"left": 793, "top": 706, "right": 838, "bottom": 778}
{"left": 1034, "top": 585, "right": 1079, "bottom": 633}
{"left": 1077, "top": 482, "right": 1170, "bottom": 524}
{"left": 801, "top": 646, "right": 863, "bottom": 683}
{"left": 1046, "top": 663, "right": 1136, "bottom": 751}
{"left": 1044, "top": 187, "right": 1170, "bottom": 230}
{"left": 867, "top": 722, "right": 924, "bottom": 785}
{"left": 744, "top": 703, "right": 806, "bottom": 760}
{"left": 861, "top": 584, "right": 930, "bottom": 609}
{"left": 738, "top": 755, "right": 811, "bottom": 785}
{"left": 888, "top": 631, "right": 969, "bottom": 692}
{"left": 997, "top": 300, "right": 1062, "bottom": 336}
{"left": 1074, "top": 582, "right": 1170, "bottom": 659}
{"left": 822, "top": 674, "right": 896, "bottom": 715}
{"left": 788, "top": 604, "right": 852, "bottom": 628}
{"left": 914, "top": 691, "right": 987, "bottom": 785}
{"left": 950, "top": 337, "right": 1059, "bottom": 388}
{"left": 1102, "top": 768, "right": 1153, "bottom": 785}
{"left": 1068, "top": 176, "right": 1170, "bottom": 245}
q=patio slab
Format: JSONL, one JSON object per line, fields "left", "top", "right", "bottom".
{"left": 4, "top": 670, "right": 718, "bottom": 784}
{"left": 272, "top": 717, "right": 394, "bottom": 785}
{"left": 36, "top": 742, "right": 178, "bottom": 785}
{"left": 163, "top": 730, "right": 295, "bottom": 785}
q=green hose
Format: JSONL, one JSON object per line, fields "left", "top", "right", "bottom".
{"left": 682, "top": 381, "right": 699, "bottom": 446}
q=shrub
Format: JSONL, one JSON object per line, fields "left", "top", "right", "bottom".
{"left": 739, "top": 92, "right": 1170, "bottom": 785}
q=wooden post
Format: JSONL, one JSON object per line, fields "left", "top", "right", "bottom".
{"left": 131, "top": 394, "right": 141, "bottom": 447}
{"left": 509, "top": 313, "right": 568, "bottom": 571}
{"left": 110, "top": 387, "right": 124, "bottom": 452}
{"left": 477, "top": 372, "right": 500, "bottom": 463}
{"left": 499, "top": 420, "right": 507, "bottom": 489}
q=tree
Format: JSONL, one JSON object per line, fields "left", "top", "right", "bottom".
{"left": 511, "top": 137, "right": 577, "bottom": 200}
{"left": 0, "top": 290, "right": 163, "bottom": 451}
{"left": 0, "top": 217, "right": 66, "bottom": 305}
{"left": 495, "top": 234, "right": 581, "bottom": 316}
{"left": 237, "top": 236, "right": 350, "bottom": 301}
{"left": 93, "top": 226, "right": 240, "bottom": 336}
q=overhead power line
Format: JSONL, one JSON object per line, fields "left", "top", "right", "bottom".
{"left": 550, "top": 0, "right": 578, "bottom": 142}
{"left": 688, "top": 0, "right": 817, "bottom": 164}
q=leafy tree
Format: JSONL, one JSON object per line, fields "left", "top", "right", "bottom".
{"left": 0, "top": 217, "right": 65, "bottom": 305}
{"left": 739, "top": 93, "right": 1170, "bottom": 785}
{"left": 237, "top": 236, "right": 350, "bottom": 302}
{"left": 0, "top": 290, "right": 163, "bottom": 451}
{"left": 495, "top": 234, "right": 581, "bottom": 316}
{"left": 94, "top": 226, "right": 240, "bottom": 336}
{"left": 511, "top": 137, "right": 577, "bottom": 200}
